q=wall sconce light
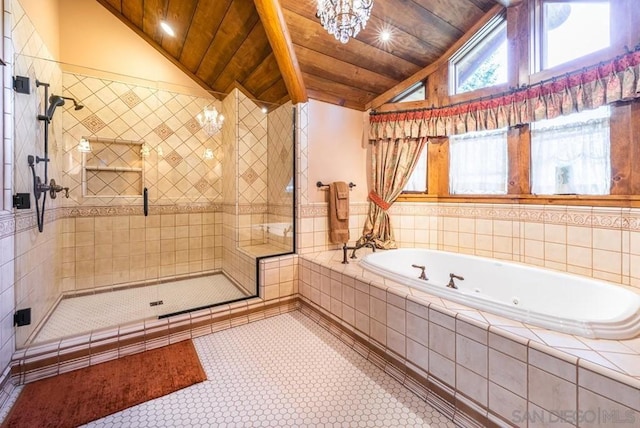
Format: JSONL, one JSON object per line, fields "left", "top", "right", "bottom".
{"left": 77, "top": 137, "right": 92, "bottom": 153}
{"left": 203, "top": 148, "right": 215, "bottom": 160}
{"left": 141, "top": 144, "right": 151, "bottom": 158}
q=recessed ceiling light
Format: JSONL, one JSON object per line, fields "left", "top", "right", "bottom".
{"left": 160, "top": 21, "right": 175, "bottom": 37}
{"left": 380, "top": 30, "right": 391, "bottom": 42}
{"left": 261, "top": 107, "right": 268, "bottom": 114}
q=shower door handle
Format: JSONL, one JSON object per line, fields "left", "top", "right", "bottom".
{"left": 143, "top": 187, "right": 148, "bottom": 216}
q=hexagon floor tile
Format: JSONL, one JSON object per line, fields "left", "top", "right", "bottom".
{"left": 82, "top": 311, "right": 455, "bottom": 427}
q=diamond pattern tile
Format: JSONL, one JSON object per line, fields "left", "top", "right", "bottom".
{"left": 164, "top": 150, "right": 184, "bottom": 168}
{"left": 63, "top": 72, "right": 226, "bottom": 205}
{"left": 153, "top": 123, "right": 174, "bottom": 140}
{"left": 268, "top": 103, "right": 294, "bottom": 209}
{"left": 194, "top": 178, "right": 210, "bottom": 194}
{"left": 81, "top": 114, "right": 107, "bottom": 134}
{"left": 240, "top": 167, "right": 258, "bottom": 185}
{"left": 87, "top": 171, "right": 141, "bottom": 196}
{"left": 184, "top": 117, "right": 201, "bottom": 135}
{"left": 120, "top": 89, "right": 143, "bottom": 108}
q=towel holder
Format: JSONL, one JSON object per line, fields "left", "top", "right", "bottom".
{"left": 316, "top": 181, "right": 356, "bottom": 189}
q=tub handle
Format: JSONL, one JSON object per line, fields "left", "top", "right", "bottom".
{"left": 411, "top": 264, "right": 428, "bottom": 280}
{"left": 448, "top": 273, "right": 464, "bottom": 289}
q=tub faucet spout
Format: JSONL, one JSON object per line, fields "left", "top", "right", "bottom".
{"left": 448, "top": 273, "right": 464, "bottom": 289}
{"left": 341, "top": 234, "right": 376, "bottom": 264}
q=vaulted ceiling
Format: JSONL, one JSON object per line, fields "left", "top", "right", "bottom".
{"left": 96, "top": 0, "right": 509, "bottom": 111}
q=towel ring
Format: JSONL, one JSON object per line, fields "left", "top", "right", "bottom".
{"left": 316, "top": 181, "right": 356, "bottom": 189}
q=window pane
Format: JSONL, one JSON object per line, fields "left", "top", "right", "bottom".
{"left": 531, "top": 106, "right": 610, "bottom": 195}
{"left": 397, "top": 85, "right": 425, "bottom": 103}
{"left": 452, "top": 19, "right": 508, "bottom": 95}
{"left": 543, "top": 1, "right": 610, "bottom": 69}
{"left": 403, "top": 147, "right": 427, "bottom": 192}
{"left": 449, "top": 129, "right": 508, "bottom": 195}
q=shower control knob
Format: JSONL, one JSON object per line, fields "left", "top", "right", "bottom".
{"left": 48, "top": 179, "right": 69, "bottom": 199}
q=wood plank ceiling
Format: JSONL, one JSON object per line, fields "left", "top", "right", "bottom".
{"left": 97, "top": 0, "right": 501, "bottom": 110}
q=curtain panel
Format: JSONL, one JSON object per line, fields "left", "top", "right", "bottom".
{"left": 359, "top": 137, "right": 427, "bottom": 249}
{"left": 369, "top": 50, "right": 640, "bottom": 140}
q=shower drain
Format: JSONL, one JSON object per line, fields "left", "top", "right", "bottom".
{"left": 149, "top": 300, "right": 164, "bottom": 307}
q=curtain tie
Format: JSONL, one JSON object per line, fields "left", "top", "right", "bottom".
{"left": 368, "top": 190, "right": 391, "bottom": 211}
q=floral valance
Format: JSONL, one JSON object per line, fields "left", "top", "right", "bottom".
{"left": 369, "top": 49, "right": 640, "bottom": 141}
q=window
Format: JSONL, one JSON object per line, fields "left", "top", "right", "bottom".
{"left": 531, "top": 106, "right": 610, "bottom": 195}
{"left": 450, "top": 13, "right": 508, "bottom": 95}
{"left": 537, "top": 1, "right": 610, "bottom": 70}
{"left": 402, "top": 146, "right": 427, "bottom": 193}
{"left": 449, "top": 129, "right": 508, "bottom": 194}
{"left": 390, "top": 82, "right": 426, "bottom": 103}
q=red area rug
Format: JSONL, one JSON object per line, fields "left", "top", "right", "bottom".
{"left": 2, "top": 340, "right": 206, "bottom": 428}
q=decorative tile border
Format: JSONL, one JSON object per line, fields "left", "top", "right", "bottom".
{"left": 237, "top": 203, "right": 268, "bottom": 214}
{"left": 300, "top": 202, "right": 369, "bottom": 218}
{"left": 301, "top": 201, "right": 640, "bottom": 231}
{"left": 267, "top": 203, "right": 294, "bottom": 217}
{"left": 12, "top": 203, "right": 224, "bottom": 235}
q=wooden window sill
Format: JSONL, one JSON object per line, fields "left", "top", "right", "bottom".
{"left": 396, "top": 194, "right": 640, "bottom": 207}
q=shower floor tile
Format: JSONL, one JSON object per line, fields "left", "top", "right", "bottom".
{"left": 34, "top": 274, "right": 248, "bottom": 344}
{"left": 77, "top": 311, "right": 453, "bottom": 427}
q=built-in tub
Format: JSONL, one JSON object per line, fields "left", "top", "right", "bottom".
{"left": 360, "top": 248, "right": 640, "bottom": 340}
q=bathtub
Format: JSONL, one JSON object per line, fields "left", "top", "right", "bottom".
{"left": 254, "top": 223, "right": 293, "bottom": 237}
{"left": 360, "top": 249, "right": 640, "bottom": 339}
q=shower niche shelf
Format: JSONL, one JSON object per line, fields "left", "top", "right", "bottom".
{"left": 81, "top": 137, "right": 145, "bottom": 197}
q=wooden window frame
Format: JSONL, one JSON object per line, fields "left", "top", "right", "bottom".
{"left": 449, "top": 12, "right": 508, "bottom": 96}
{"left": 401, "top": 144, "right": 429, "bottom": 195}
{"left": 397, "top": 0, "right": 640, "bottom": 207}
{"left": 533, "top": 0, "right": 613, "bottom": 74}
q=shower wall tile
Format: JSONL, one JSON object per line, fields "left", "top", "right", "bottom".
{"left": 62, "top": 73, "right": 222, "bottom": 206}
{"left": 0, "top": 1, "right": 16, "bottom": 396}
{"left": 9, "top": 0, "right": 64, "bottom": 351}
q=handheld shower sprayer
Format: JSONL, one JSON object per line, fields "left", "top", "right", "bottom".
{"left": 30, "top": 81, "right": 77, "bottom": 232}
{"left": 41, "top": 95, "right": 65, "bottom": 122}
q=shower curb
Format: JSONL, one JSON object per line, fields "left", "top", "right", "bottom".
{"left": 8, "top": 296, "right": 300, "bottom": 386}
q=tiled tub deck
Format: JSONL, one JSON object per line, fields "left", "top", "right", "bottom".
{"left": 299, "top": 250, "right": 640, "bottom": 428}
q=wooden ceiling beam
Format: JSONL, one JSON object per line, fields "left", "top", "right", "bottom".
{"left": 253, "top": 0, "right": 308, "bottom": 104}
{"left": 303, "top": 72, "right": 374, "bottom": 110}
{"left": 365, "top": 3, "right": 504, "bottom": 110}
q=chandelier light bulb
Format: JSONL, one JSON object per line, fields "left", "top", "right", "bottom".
{"left": 317, "top": 0, "right": 374, "bottom": 44}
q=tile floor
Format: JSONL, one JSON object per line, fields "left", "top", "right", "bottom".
{"left": 1, "top": 312, "right": 456, "bottom": 427}
{"left": 34, "top": 274, "right": 248, "bottom": 344}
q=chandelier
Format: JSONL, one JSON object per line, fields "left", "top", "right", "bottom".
{"left": 317, "top": 0, "right": 373, "bottom": 44}
{"left": 197, "top": 106, "right": 224, "bottom": 136}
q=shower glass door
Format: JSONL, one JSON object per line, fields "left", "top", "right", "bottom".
{"left": 13, "top": 53, "right": 295, "bottom": 347}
